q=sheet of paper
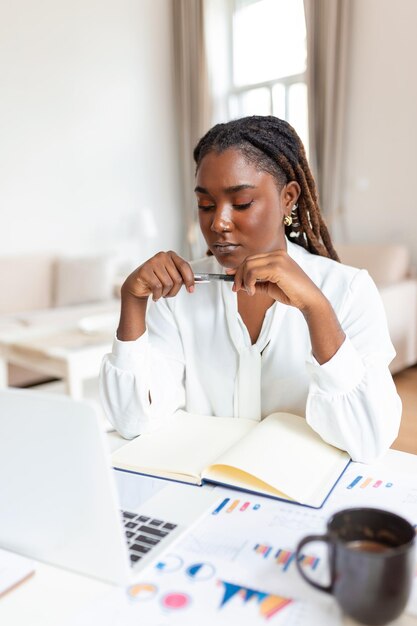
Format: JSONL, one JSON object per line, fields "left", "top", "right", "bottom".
{"left": 320, "top": 460, "right": 417, "bottom": 616}
{"left": 65, "top": 492, "right": 341, "bottom": 626}
{"left": 66, "top": 457, "right": 417, "bottom": 625}
{"left": 321, "top": 461, "right": 417, "bottom": 522}
{"left": 0, "top": 548, "right": 35, "bottom": 598}
{"left": 64, "top": 584, "right": 341, "bottom": 626}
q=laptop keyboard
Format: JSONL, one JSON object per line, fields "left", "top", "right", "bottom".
{"left": 121, "top": 510, "right": 178, "bottom": 565}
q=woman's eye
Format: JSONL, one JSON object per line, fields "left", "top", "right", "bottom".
{"left": 233, "top": 201, "right": 253, "bottom": 210}
{"left": 198, "top": 204, "right": 215, "bottom": 211}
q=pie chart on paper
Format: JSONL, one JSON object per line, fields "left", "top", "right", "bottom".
{"left": 127, "top": 583, "right": 158, "bottom": 600}
{"left": 155, "top": 554, "right": 184, "bottom": 573}
{"left": 185, "top": 562, "right": 216, "bottom": 581}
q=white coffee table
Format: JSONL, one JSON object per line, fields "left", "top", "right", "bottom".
{"left": 0, "top": 326, "right": 113, "bottom": 399}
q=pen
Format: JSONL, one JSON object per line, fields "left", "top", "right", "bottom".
{"left": 194, "top": 273, "right": 234, "bottom": 283}
{"left": 194, "top": 273, "right": 266, "bottom": 284}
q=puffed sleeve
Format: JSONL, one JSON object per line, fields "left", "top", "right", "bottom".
{"left": 99, "top": 299, "right": 186, "bottom": 439}
{"left": 305, "top": 269, "right": 402, "bottom": 463}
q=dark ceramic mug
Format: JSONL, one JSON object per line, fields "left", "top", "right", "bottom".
{"left": 295, "top": 508, "right": 415, "bottom": 626}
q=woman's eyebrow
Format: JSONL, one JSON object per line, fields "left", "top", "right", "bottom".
{"left": 194, "top": 184, "right": 256, "bottom": 194}
{"left": 194, "top": 185, "right": 210, "bottom": 194}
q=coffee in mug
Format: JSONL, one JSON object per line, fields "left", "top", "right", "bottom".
{"left": 295, "top": 507, "right": 415, "bottom": 626}
{"left": 345, "top": 539, "right": 392, "bottom": 553}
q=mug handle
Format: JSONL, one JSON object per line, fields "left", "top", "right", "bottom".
{"left": 295, "top": 534, "right": 332, "bottom": 593}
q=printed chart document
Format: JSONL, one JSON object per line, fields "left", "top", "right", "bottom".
{"left": 64, "top": 492, "right": 342, "bottom": 626}
{"left": 112, "top": 411, "right": 350, "bottom": 508}
{"left": 66, "top": 453, "right": 416, "bottom": 626}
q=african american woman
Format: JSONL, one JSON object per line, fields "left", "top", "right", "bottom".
{"left": 100, "top": 116, "right": 401, "bottom": 462}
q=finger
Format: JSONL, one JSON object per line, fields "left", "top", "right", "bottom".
{"left": 241, "top": 258, "right": 277, "bottom": 296}
{"left": 133, "top": 253, "right": 166, "bottom": 300}
{"left": 224, "top": 268, "right": 238, "bottom": 291}
{"left": 147, "top": 272, "right": 163, "bottom": 301}
{"left": 236, "top": 257, "right": 262, "bottom": 295}
{"left": 130, "top": 263, "right": 161, "bottom": 299}
{"left": 243, "top": 266, "right": 259, "bottom": 296}
{"left": 131, "top": 273, "right": 152, "bottom": 298}
{"left": 231, "top": 263, "right": 245, "bottom": 293}
{"left": 152, "top": 266, "right": 177, "bottom": 298}
{"left": 169, "top": 252, "right": 195, "bottom": 293}
{"left": 164, "top": 263, "right": 185, "bottom": 297}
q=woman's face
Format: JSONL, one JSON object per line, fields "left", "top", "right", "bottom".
{"left": 195, "top": 148, "right": 299, "bottom": 269}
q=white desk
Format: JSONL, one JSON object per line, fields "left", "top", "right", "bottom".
{"left": 1, "top": 444, "right": 416, "bottom": 626}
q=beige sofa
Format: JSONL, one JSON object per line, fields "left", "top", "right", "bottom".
{"left": 0, "top": 254, "right": 120, "bottom": 386}
{"left": 337, "top": 243, "right": 417, "bottom": 374}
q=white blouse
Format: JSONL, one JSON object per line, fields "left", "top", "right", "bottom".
{"left": 99, "top": 239, "right": 401, "bottom": 463}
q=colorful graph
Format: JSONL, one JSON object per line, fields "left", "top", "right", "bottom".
{"left": 253, "top": 545, "right": 320, "bottom": 572}
{"left": 185, "top": 562, "right": 216, "bottom": 581}
{"left": 212, "top": 497, "right": 261, "bottom": 515}
{"left": 155, "top": 554, "right": 183, "bottom": 573}
{"left": 254, "top": 544, "right": 273, "bottom": 559}
{"left": 347, "top": 475, "right": 393, "bottom": 489}
{"left": 275, "top": 549, "right": 319, "bottom": 572}
{"left": 160, "top": 592, "right": 191, "bottom": 611}
{"left": 218, "top": 580, "right": 292, "bottom": 619}
{"left": 127, "top": 583, "right": 158, "bottom": 601}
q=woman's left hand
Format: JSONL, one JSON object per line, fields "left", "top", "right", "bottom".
{"left": 228, "top": 250, "right": 346, "bottom": 364}
{"left": 228, "top": 249, "right": 325, "bottom": 314}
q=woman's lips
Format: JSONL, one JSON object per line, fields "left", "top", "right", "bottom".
{"left": 212, "top": 243, "right": 241, "bottom": 254}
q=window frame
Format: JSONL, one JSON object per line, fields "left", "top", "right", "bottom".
{"left": 225, "top": 0, "right": 308, "bottom": 133}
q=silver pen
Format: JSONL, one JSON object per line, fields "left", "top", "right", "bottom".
{"left": 194, "top": 272, "right": 234, "bottom": 283}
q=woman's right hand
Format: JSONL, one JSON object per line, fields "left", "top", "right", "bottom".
{"left": 121, "top": 251, "right": 195, "bottom": 302}
{"left": 117, "top": 251, "right": 194, "bottom": 341}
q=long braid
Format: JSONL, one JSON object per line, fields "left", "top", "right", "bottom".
{"left": 193, "top": 115, "right": 339, "bottom": 261}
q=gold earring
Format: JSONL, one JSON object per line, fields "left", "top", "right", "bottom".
{"left": 283, "top": 215, "right": 292, "bottom": 226}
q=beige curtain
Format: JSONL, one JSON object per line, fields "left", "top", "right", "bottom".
{"left": 303, "top": 0, "right": 351, "bottom": 235}
{"left": 172, "top": 0, "right": 212, "bottom": 259}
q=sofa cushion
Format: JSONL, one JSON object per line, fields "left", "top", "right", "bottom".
{"left": 379, "top": 280, "right": 417, "bottom": 374}
{"left": 0, "top": 255, "right": 54, "bottom": 314}
{"left": 53, "top": 255, "right": 116, "bottom": 307}
{"left": 336, "top": 244, "right": 410, "bottom": 287}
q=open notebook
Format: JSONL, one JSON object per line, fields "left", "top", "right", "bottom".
{"left": 112, "top": 411, "right": 350, "bottom": 509}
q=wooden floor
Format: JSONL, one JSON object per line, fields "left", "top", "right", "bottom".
{"left": 392, "top": 365, "right": 417, "bottom": 455}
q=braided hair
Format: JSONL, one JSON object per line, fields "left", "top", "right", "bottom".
{"left": 193, "top": 115, "right": 339, "bottom": 261}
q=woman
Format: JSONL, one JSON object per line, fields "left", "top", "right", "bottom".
{"left": 100, "top": 116, "right": 401, "bottom": 462}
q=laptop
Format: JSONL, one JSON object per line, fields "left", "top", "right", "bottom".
{"left": 0, "top": 388, "right": 220, "bottom": 586}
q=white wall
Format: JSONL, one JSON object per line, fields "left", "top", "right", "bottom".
{"left": 339, "top": 0, "right": 417, "bottom": 265}
{"left": 0, "top": 0, "right": 184, "bottom": 266}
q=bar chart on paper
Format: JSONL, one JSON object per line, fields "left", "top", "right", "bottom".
{"left": 346, "top": 475, "right": 394, "bottom": 490}
{"left": 253, "top": 544, "right": 320, "bottom": 572}
{"left": 217, "top": 580, "right": 293, "bottom": 619}
{"left": 71, "top": 491, "right": 343, "bottom": 626}
{"left": 212, "top": 497, "right": 262, "bottom": 515}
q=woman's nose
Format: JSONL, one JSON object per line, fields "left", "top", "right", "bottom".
{"left": 210, "top": 206, "right": 233, "bottom": 233}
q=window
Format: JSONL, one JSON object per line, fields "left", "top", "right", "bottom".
{"left": 226, "top": 0, "right": 308, "bottom": 152}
